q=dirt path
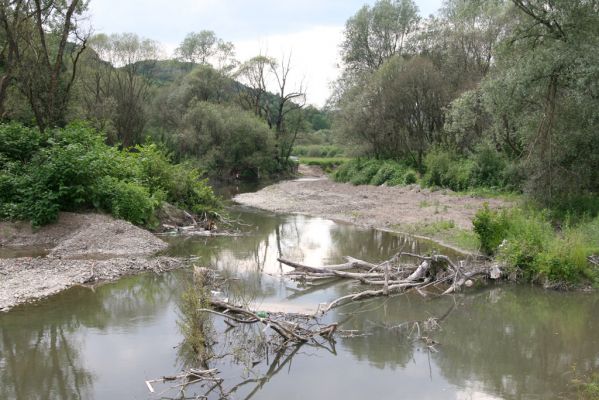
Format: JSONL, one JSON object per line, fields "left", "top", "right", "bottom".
{"left": 0, "top": 212, "right": 184, "bottom": 311}
{"left": 234, "top": 178, "right": 511, "bottom": 250}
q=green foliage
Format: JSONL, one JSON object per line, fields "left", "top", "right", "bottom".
{"left": 403, "top": 170, "right": 417, "bottom": 185}
{"left": 472, "top": 204, "right": 510, "bottom": 256}
{"left": 333, "top": 158, "right": 418, "bottom": 187}
{"left": 298, "top": 157, "right": 348, "bottom": 173}
{"left": 473, "top": 204, "right": 599, "bottom": 284}
{"left": 176, "top": 102, "right": 280, "bottom": 180}
{"left": 574, "top": 370, "right": 599, "bottom": 400}
{"left": 470, "top": 142, "right": 507, "bottom": 188}
{"left": 292, "top": 145, "right": 344, "bottom": 158}
{"left": 350, "top": 159, "right": 381, "bottom": 185}
{"left": 0, "top": 122, "right": 220, "bottom": 227}
{"left": 0, "top": 123, "right": 44, "bottom": 162}
{"left": 93, "top": 177, "right": 160, "bottom": 226}
{"left": 423, "top": 148, "right": 473, "bottom": 191}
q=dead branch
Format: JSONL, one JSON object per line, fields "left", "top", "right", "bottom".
{"left": 279, "top": 251, "right": 502, "bottom": 311}
{"left": 206, "top": 299, "right": 337, "bottom": 343}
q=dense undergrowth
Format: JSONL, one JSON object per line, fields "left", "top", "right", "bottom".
{"left": 291, "top": 144, "right": 344, "bottom": 158}
{"left": 0, "top": 122, "right": 220, "bottom": 227}
{"left": 332, "top": 145, "right": 513, "bottom": 192}
{"left": 333, "top": 158, "right": 418, "bottom": 186}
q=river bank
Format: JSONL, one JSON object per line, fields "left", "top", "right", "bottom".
{"left": 234, "top": 176, "right": 511, "bottom": 253}
{"left": 0, "top": 212, "right": 185, "bottom": 311}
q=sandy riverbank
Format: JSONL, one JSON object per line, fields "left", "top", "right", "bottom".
{"left": 234, "top": 176, "right": 510, "bottom": 250}
{"left": 0, "top": 212, "right": 184, "bottom": 311}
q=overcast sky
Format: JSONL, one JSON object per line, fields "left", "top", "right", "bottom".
{"left": 88, "top": 0, "right": 444, "bottom": 106}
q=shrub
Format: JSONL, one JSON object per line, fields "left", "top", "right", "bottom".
{"left": 473, "top": 203, "right": 598, "bottom": 284}
{"left": 472, "top": 203, "right": 509, "bottom": 255}
{"left": 333, "top": 158, "right": 364, "bottom": 183}
{"left": 93, "top": 177, "right": 160, "bottom": 226}
{"left": 496, "top": 210, "right": 553, "bottom": 280}
{"left": 350, "top": 159, "right": 382, "bottom": 185}
{"left": 470, "top": 142, "right": 507, "bottom": 188}
{"left": 404, "top": 170, "right": 418, "bottom": 185}
{"left": 423, "top": 148, "right": 474, "bottom": 191}
{"left": 0, "top": 122, "right": 221, "bottom": 227}
{"left": 370, "top": 162, "right": 400, "bottom": 186}
{"left": 0, "top": 122, "right": 43, "bottom": 162}
{"left": 333, "top": 158, "right": 415, "bottom": 187}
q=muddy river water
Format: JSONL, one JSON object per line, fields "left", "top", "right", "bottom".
{"left": 1, "top": 207, "right": 599, "bottom": 399}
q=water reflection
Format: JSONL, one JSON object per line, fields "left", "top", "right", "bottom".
{"left": 433, "top": 287, "right": 599, "bottom": 399}
{"left": 0, "top": 273, "right": 181, "bottom": 400}
{"left": 1, "top": 324, "right": 93, "bottom": 400}
{"left": 0, "top": 209, "right": 598, "bottom": 399}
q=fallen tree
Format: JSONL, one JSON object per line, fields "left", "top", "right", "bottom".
{"left": 278, "top": 252, "right": 502, "bottom": 311}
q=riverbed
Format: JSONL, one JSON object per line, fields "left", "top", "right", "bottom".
{"left": 1, "top": 207, "right": 598, "bottom": 399}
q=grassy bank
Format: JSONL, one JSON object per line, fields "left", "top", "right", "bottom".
{"left": 393, "top": 220, "right": 481, "bottom": 253}
{"left": 473, "top": 205, "right": 599, "bottom": 287}
{"left": 331, "top": 157, "right": 598, "bottom": 287}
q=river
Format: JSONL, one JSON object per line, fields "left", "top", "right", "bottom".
{"left": 1, "top": 206, "right": 598, "bottom": 399}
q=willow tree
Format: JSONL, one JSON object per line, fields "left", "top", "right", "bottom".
{"left": 0, "top": 0, "right": 89, "bottom": 129}
{"left": 336, "top": 56, "right": 449, "bottom": 167}
{"left": 341, "top": 0, "right": 420, "bottom": 74}
{"left": 480, "top": 0, "right": 599, "bottom": 203}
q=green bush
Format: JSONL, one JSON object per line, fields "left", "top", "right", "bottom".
{"left": 423, "top": 148, "right": 474, "bottom": 191}
{"left": 0, "top": 122, "right": 43, "bottom": 162}
{"left": 0, "top": 122, "right": 221, "bottom": 227}
{"left": 333, "top": 158, "right": 416, "bottom": 187}
{"left": 370, "top": 162, "right": 400, "bottom": 185}
{"left": 473, "top": 203, "right": 598, "bottom": 284}
{"left": 472, "top": 203, "right": 510, "bottom": 255}
{"left": 404, "top": 170, "right": 418, "bottom": 185}
{"left": 93, "top": 177, "right": 160, "bottom": 226}
{"left": 333, "top": 158, "right": 364, "bottom": 183}
{"left": 292, "top": 145, "right": 344, "bottom": 158}
{"left": 350, "top": 159, "right": 382, "bottom": 185}
{"left": 470, "top": 142, "right": 507, "bottom": 188}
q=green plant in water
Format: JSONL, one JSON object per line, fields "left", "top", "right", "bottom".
{"left": 572, "top": 365, "right": 599, "bottom": 400}
{"left": 177, "top": 268, "right": 214, "bottom": 366}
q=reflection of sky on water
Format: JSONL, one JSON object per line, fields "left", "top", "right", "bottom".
{"left": 1, "top": 210, "right": 598, "bottom": 400}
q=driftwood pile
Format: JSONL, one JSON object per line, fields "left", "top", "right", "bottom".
{"left": 202, "top": 298, "right": 338, "bottom": 343}
{"left": 279, "top": 252, "right": 501, "bottom": 311}
{"left": 145, "top": 251, "right": 502, "bottom": 398}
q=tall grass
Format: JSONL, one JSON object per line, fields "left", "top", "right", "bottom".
{"left": 473, "top": 204, "right": 599, "bottom": 285}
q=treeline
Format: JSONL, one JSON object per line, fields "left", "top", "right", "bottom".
{"left": 331, "top": 0, "right": 599, "bottom": 207}
{"left": 0, "top": 1, "right": 330, "bottom": 182}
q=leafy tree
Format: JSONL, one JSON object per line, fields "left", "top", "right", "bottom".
{"left": 0, "top": 0, "right": 89, "bottom": 129}
{"left": 177, "top": 102, "right": 278, "bottom": 180}
{"left": 481, "top": 0, "right": 599, "bottom": 202}
{"left": 80, "top": 33, "right": 160, "bottom": 145}
{"left": 336, "top": 56, "right": 449, "bottom": 168}
{"left": 341, "top": 0, "right": 420, "bottom": 73}
{"left": 176, "top": 31, "right": 217, "bottom": 65}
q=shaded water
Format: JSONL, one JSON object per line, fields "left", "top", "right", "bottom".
{"left": 1, "top": 208, "right": 598, "bottom": 399}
